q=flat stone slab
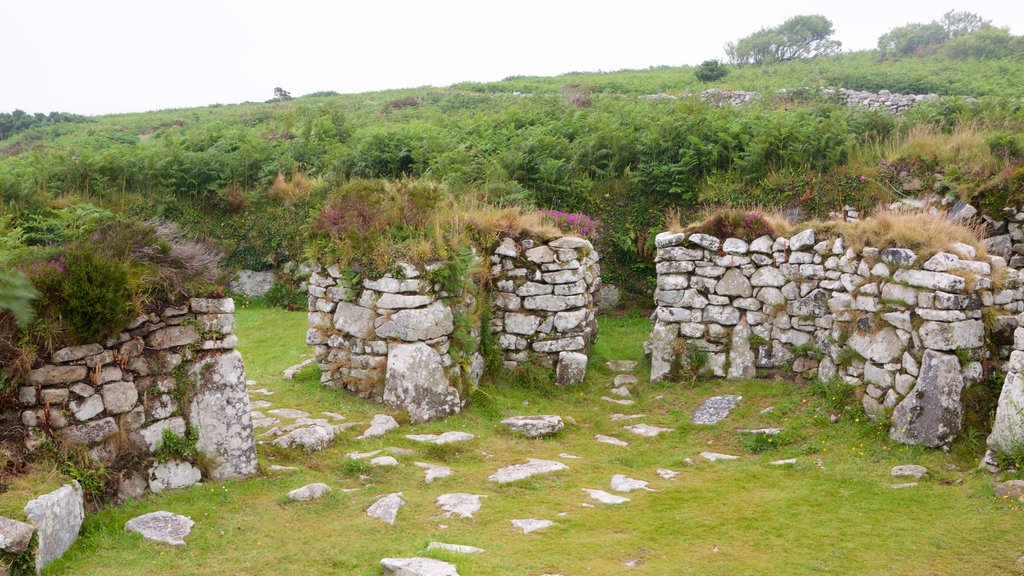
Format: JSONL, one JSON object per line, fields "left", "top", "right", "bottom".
{"left": 692, "top": 395, "right": 742, "bottom": 425}
{"left": 381, "top": 557, "right": 459, "bottom": 576}
{"left": 511, "top": 518, "right": 554, "bottom": 534}
{"left": 610, "top": 475, "right": 653, "bottom": 492}
{"left": 124, "top": 511, "right": 194, "bottom": 547}
{"left": 771, "top": 459, "right": 797, "bottom": 466}
{"left": 582, "top": 489, "right": 630, "bottom": 504}
{"left": 414, "top": 462, "right": 453, "bottom": 483}
{"left": 606, "top": 360, "right": 638, "bottom": 372}
{"left": 624, "top": 423, "right": 673, "bottom": 437}
{"left": 267, "top": 408, "right": 310, "bottom": 419}
{"left": 248, "top": 388, "right": 273, "bottom": 396}
{"left": 267, "top": 465, "right": 299, "bottom": 474}
{"left": 428, "top": 542, "right": 485, "bottom": 554}
{"left": 367, "top": 493, "right": 405, "bottom": 524}
{"left": 559, "top": 453, "right": 580, "bottom": 460}
{"left": 405, "top": 432, "right": 475, "bottom": 444}
{"left": 610, "top": 413, "right": 645, "bottom": 421}
{"left": 249, "top": 400, "right": 272, "bottom": 410}
{"left": 994, "top": 480, "right": 1024, "bottom": 500}
{"left": 24, "top": 482, "right": 85, "bottom": 573}
{"left": 891, "top": 464, "right": 928, "bottom": 478}
{"left": 436, "top": 493, "right": 486, "bottom": 518}
{"left": 287, "top": 483, "right": 332, "bottom": 502}
{"left": 891, "top": 483, "right": 918, "bottom": 489}
{"left": 488, "top": 459, "right": 568, "bottom": 483}
{"left": 501, "top": 415, "right": 565, "bottom": 438}
{"left": 656, "top": 468, "right": 679, "bottom": 480}
{"left": 347, "top": 449, "right": 382, "bottom": 460}
{"left": 613, "top": 374, "right": 639, "bottom": 386}
{"left": 610, "top": 386, "right": 632, "bottom": 398}
{"left": 601, "top": 396, "right": 635, "bottom": 406}
{"left": 359, "top": 414, "right": 400, "bottom": 439}
{"left": 371, "top": 456, "right": 400, "bottom": 467}
{"left": 595, "top": 434, "right": 629, "bottom": 447}
{"left": 321, "top": 411, "right": 346, "bottom": 421}
{"left": 699, "top": 452, "right": 739, "bottom": 461}
{"left": 271, "top": 425, "right": 337, "bottom": 452}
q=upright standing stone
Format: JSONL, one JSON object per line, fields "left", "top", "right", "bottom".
{"left": 23, "top": 482, "right": 85, "bottom": 573}
{"left": 890, "top": 350, "right": 965, "bottom": 448}
{"left": 187, "top": 350, "right": 258, "bottom": 480}
{"left": 383, "top": 343, "right": 463, "bottom": 423}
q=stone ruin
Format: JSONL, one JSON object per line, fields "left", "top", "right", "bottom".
{"left": 489, "top": 236, "right": 601, "bottom": 385}
{"left": 307, "top": 235, "right": 601, "bottom": 419}
{"left": 647, "top": 227, "right": 1023, "bottom": 449}
{"left": 1, "top": 298, "right": 257, "bottom": 572}
{"left": 693, "top": 87, "right": 937, "bottom": 113}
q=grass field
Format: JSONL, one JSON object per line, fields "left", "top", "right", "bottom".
{"left": 19, "top": 308, "right": 1024, "bottom": 575}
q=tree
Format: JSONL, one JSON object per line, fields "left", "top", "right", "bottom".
{"left": 941, "top": 10, "right": 990, "bottom": 38}
{"left": 944, "top": 26, "right": 1024, "bottom": 59}
{"left": 725, "top": 15, "right": 841, "bottom": 66}
{"left": 271, "top": 87, "right": 292, "bottom": 102}
{"left": 877, "top": 22, "right": 949, "bottom": 57}
{"left": 694, "top": 59, "right": 728, "bottom": 82}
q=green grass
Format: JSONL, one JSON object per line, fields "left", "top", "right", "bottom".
{"left": 17, "top": 308, "right": 1024, "bottom": 575}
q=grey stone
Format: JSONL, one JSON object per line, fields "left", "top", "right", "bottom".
{"left": 880, "top": 248, "right": 917, "bottom": 267}
{"left": 594, "top": 284, "right": 620, "bottom": 311}
{"left": 427, "top": 542, "right": 484, "bottom": 554}
{"left": 582, "top": 488, "right": 630, "bottom": 504}
{"left": 692, "top": 395, "right": 742, "bottom": 424}
{"left": 789, "top": 229, "right": 816, "bottom": 251}
{"left": 502, "top": 415, "right": 565, "bottom": 438}
{"left": 595, "top": 434, "right": 629, "bottom": 447}
{"left": 267, "top": 408, "right": 310, "bottom": 419}
{"left": 488, "top": 459, "right": 568, "bottom": 483}
{"left": 190, "top": 298, "right": 235, "bottom": 314}
{"left": 148, "top": 460, "right": 201, "bottom": 493}
{"left": 510, "top": 518, "right": 554, "bottom": 534}
{"left": 124, "top": 511, "right": 194, "bottom": 547}
{"left": 699, "top": 452, "right": 739, "bottom": 461}
{"left": 69, "top": 394, "right": 104, "bottom": 421}
{"left": 287, "top": 483, "right": 332, "bottom": 502}
{"left": 722, "top": 238, "right": 749, "bottom": 254}
{"left": 271, "top": 425, "right": 337, "bottom": 452}
{"left": 436, "top": 493, "right": 486, "bottom": 518}
{"left": 383, "top": 343, "right": 462, "bottom": 423}
{"left": 549, "top": 236, "right": 592, "bottom": 250}
{"left": 727, "top": 321, "right": 756, "bottom": 380}
{"left": 414, "top": 462, "right": 453, "bottom": 483}
{"left": 405, "top": 431, "right": 475, "bottom": 444}
{"left": 993, "top": 480, "right": 1024, "bottom": 500}
{"left": 23, "top": 482, "right": 84, "bottom": 573}
{"left": 879, "top": 281, "right": 917, "bottom": 306}
{"left": 51, "top": 343, "right": 103, "bottom": 364}
{"left": 750, "top": 267, "right": 787, "bottom": 287}
{"left": 988, "top": 371, "right": 1024, "bottom": 455}
{"left": 505, "top": 313, "right": 541, "bottom": 335}
{"left": 655, "top": 231, "right": 689, "bottom": 248}
{"left": 715, "top": 268, "right": 752, "bottom": 297}
{"left": 376, "top": 293, "right": 433, "bottom": 309}
{"left": 64, "top": 417, "right": 118, "bottom": 445}
{"left": 26, "top": 365, "right": 87, "bottom": 386}
{"left": 333, "top": 302, "right": 377, "bottom": 339}
{"left": 624, "top": 423, "right": 673, "bottom": 437}
{"left": 359, "top": 414, "right": 400, "bottom": 439}
{"left": 688, "top": 233, "right": 721, "bottom": 251}
{"left": 367, "top": 493, "right": 405, "bottom": 524}
{"left": 370, "top": 456, "right": 399, "bottom": 467}
{"left": 0, "top": 517, "right": 34, "bottom": 554}
{"left": 147, "top": 325, "right": 200, "bottom": 350}
{"left": 890, "top": 350, "right": 965, "bottom": 447}
{"left": 891, "top": 465, "right": 928, "bottom": 478}
{"left": 892, "top": 269, "right": 965, "bottom": 292}
{"left": 788, "top": 289, "right": 828, "bottom": 317}
{"left": 381, "top": 557, "right": 459, "bottom": 576}
{"left": 229, "top": 270, "right": 275, "bottom": 297}
{"left": 101, "top": 381, "right": 138, "bottom": 414}
{"left": 556, "top": 351, "right": 588, "bottom": 386}
{"left": 847, "top": 327, "right": 905, "bottom": 364}
{"left": 610, "top": 475, "right": 652, "bottom": 492}
{"left": 703, "top": 305, "right": 739, "bottom": 325}
{"left": 919, "top": 320, "right": 984, "bottom": 351}
{"left": 376, "top": 302, "right": 454, "bottom": 341}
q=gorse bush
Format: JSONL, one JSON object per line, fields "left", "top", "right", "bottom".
{"left": 60, "top": 248, "right": 134, "bottom": 344}
{"left": 694, "top": 60, "right": 728, "bottom": 82}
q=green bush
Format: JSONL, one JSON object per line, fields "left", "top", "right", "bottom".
{"left": 694, "top": 60, "right": 728, "bottom": 82}
{"left": 263, "top": 281, "right": 306, "bottom": 310}
{"left": 153, "top": 427, "right": 200, "bottom": 463}
{"left": 60, "top": 249, "right": 134, "bottom": 344}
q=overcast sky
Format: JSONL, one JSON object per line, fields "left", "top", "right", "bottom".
{"left": 3, "top": 0, "right": 1021, "bottom": 116}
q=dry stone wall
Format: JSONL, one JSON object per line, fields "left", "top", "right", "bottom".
{"left": 648, "top": 229, "right": 1023, "bottom": 448}
{"left": 9, "top": 298, "right": 257, "bottom": 496}
{"left": 985, "top": 316, "right": 1024, "bottom": 470}
{"left": 489, "top": 236, "right": 600, "bottom": 385}
{"left": 694, "top": 87, "right": 937, "bottom": 113}
{"left": 306, "top": 263, "right": 483, "bottom": 423}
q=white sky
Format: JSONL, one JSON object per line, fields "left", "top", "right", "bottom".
{"left": 3, "top": 0, "right": 1021, "bottom": 116}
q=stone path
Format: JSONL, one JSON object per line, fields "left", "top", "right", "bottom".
{"left": 692, "top": 395, "right": 742, "bottom": 425}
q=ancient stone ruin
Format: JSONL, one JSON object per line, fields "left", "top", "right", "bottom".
{"left": 307, "top": 235, "right": 601, "bottom": 418}
{"left": 647, "top": 228, "right": 1022, "bottom": 448}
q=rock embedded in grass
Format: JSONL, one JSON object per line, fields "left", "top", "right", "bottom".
{"left": 367, "top": 493, "right": 406, "bottom": 524}
{"left": 890, "top": 483, "right": 918, "bottom": 489}
{"left": 436, "top": 493, "right": 486, "bottom": 518}
{"left": 770, "top": 459, "right": 797, "bottom": 466}
{"left": 601, "top": 396, "right": 635, "bottom": 406}
{"left": 500, "top": 415, "right": 565, "bottom": 438}
{"left": 0, "top": 516, "right": 34, "bottom": 554}
{"left": 595, "top": 434, "right": 629, "bottom": 447}
{"left": 414, "top": 462, "right": 453, "bottom": 483}
{"left": 266, "top": 465, "right": 299, "bottom": 473}
{"left": 623, "top": 423, "right": 673, "bottom": 437}
{"left": 610, "top": 475, "right": 653, "bottom": 492}
{"left": 405, "top": 431, "right": 475, "bottom": 444}
{"left": 428, "top": 542, "right": 484, "bottom": 554}
{"left": 267, "top": 408, "right": 310, "bottom": 419}
{"left": 699, "top": 452, "right": 739, "bottom": 461}
{"left": 613, "top": 374, "right": 639, "bottom": 386}
{"left": 287, "top": 483, "right": 332, "bottom": 502}
{"left": 994, "top": 480, "right": 1024, "bottom": 501}
{"left": 606, "top": 360, "right": 638, "bottom": 372}
{"left": 656, "top": 468, "right": 679, "bottom": 480}
{"left": 511, "top": 519, "right": 554, "bottom": 534}
{"left": 488, "top": 459, "right": 569, "bottom": 483}
{"left": 891, "top": 465, "right": 928, "bottom": 478}
{"left": 380, "top": 557, "right": 459, "bottom": 576}
{"left": 371, "top": 456, "right": 399, "bottom": 467}
{"left": 359, "top": 414, "right": 400, "bottom": 439}
{"left": 692, "top": 395, "right": 742, "bottom": 425}
{"left": 271, "top": 425, "right": 338, "bottom": 452}
{"left": 124, "top": 511, "right": 194, "bottom": 547}
{"left": 582, "top": 489, "right": 630, "bottom": 504}
{"left": 610, "top": 413, "right": 645, "bottom": 421}
{"left": 610, "top": 386, "right": 632, "bottom": 398}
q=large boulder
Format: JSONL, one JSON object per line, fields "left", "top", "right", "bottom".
{"left": 890, "top": 350, "right": 965, "bottom": 448}
{"left": 383, "top": 343, "right": 462, "bottom": 423}
{"left": 229, "top": 270, "right": 275, "bottom": 297}
{"left": 187, "top": 350, "right": 258, "bottom": 480}
{"left": 23, "top": 482, "right": 85, "bottom": 573}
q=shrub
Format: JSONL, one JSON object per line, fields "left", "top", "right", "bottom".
{"left": 810, "top": 377, "right": 856, "bottom": 412}
{"left": 60, "top": 249, "right": 134, "bottom": 344}
{"left": 560, "top": 84, "right": 593, "bottom": 108}
{"left": 153, "top": 427, "right": 200, "bottom": 463}
{"left": 538, "top": 210, "right": 602, "bottom": 239}
{"left": 263, "top": 281, "right": 306, "bottom": 310}
{"left": 688, "top": 209, "right": 775, "bottom": 241}
{"left": 694, "top": 60, "right": 728, "bottom": 82}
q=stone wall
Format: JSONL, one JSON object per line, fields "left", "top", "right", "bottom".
{"left": 306, "top": 263, "right": 483, "bottom": 423}
{"left": 8, "top": 298, "right": 257, "bottom": 497}
{"left": 694, "top": 87, "right": 937, "bottom": 113}
{"left": 648, "top": 228, "right": 1023, "bottom": 448}
{"left": 489, "top": 236, "right": 601, "bottom": 385}
{"left": 985, "top": 315, "right": 1024, "bottom": 470}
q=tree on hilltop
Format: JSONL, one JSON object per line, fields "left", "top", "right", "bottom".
{"left": 725, "top": 15, "right": 841, "bottom": 66}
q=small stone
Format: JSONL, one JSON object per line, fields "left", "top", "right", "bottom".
{"left": 610, "top": 475, "right": 652, "bottom": 492}
{"left": 606, "top": 360, "right": 638, "bottom": 372}
{"left": 267, "top": 465, "right": 299, "bottom": 474}
{"left": 287, "top": 483, "right": 332, "bottom": 502}
{"left": 380, "top": 557, "right": 459, "bottom": 576}
{"left": 414, "top": 462, "right": 453, "bottom": 483}
{"left": 0, "top": 517, "right": 34, "bottom": 554}
{"left": 692, "top": 395, "right": 741, "bottom": 425}
{"left": 488, "top": 459, "right": 568, "bottom": 483}
{"left": 891, "top": 483, "right": 918, "bottom": 489}
{"left": 367, "top": 493, "right": 405, "bottom": 524}
{"left": 624, "top": 423, "right": 673, "bottom": 437}
{"left": 601, "top": 396, "right": 635, "bottom": 406}
{"left": 595, "top": 434, "right": 629, "bottom": 447}
{"left": 267, "top": 408, "right": 310, "bottom": 419}
{"left": 124, "top": 511, "right": 194, "bottom": 547}
{"left": 148, "top": 460, "right": 201, "bottom": 493}
{"left": 891, "top": 465, "right": 928, "bottom": 478}
{"left": 427, "top": 542, "right": 485, "bottom": 554}
{"left": 614, "top": 374, "right": 639, "bottom": 386}
{"left": 404, "top": 431, "right": 475, "bottom": 444}
{"left": 359, "top": 414, "right": 400, "bottom": 439}
{"left": 582, "top": 488, "right": 630, "bottom": 504}
{"left": 501, "top": 415, "right": 565, "bottom": 438}
{"left": 436, "top": 493, "right": 486, "bottom": 518}
{"left": 994, "top": 480, "right": 1024, "bottom": 500}
{"left": 771, "top": 459, "right": 797, "bottom": 466}
{"left": 370, "top": 456, "right": 399, "bottom": 467}
{"left": 699, "top": 452, "right": 739, "bottom": 461}
{"left": 656, "top": 468, "right": 679, "bottom": 480}
{"left": 511, "top": 519, "right": 553, "bottom": 534}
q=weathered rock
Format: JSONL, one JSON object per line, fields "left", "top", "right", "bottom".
{"left": 147, "top": 325, "right": 200, "bottom": 350}
{"left": 556, "top": 351, "right": 588, "bottom": 386}
{"left": 610, "top": 475, "right": 652, "bottom": 492}
{"left": 271, "top": 425, "right": 337, "bottom": 452}
{"left": 789, "top": 229, "right": 815, "bottom": 251}
{"left": 501, "top": 415, "right": 565, "bottom": 438}
{"left": 0, "top": 517, "right": 34, "bottom": 554}
{"left": 919, "top": 320, "right": 985, "bottom": 351}
{"left": 715, "top": 268, "right": 752, "bottom": 297}
{"left": 594, "top": 284, "right": 620, "bottom": 311}
{"left": 847, "top": 327, "right": 905, "bottom": 364}
{"left": 510, "top": 518, "right": 553, "bottom": 534}
{"left": 427, "top": 542, "right": 484, "bottom": 554}
{"left": 595, "top": 434, "right": 629, "bottom": 446}
{"left": 988, "top": 371, "right": 1024, "bottom": 455}
{"left": 359, "top": 414, "right": 400, "bottom": 439}
{"left": 287, "top": 483, "right": 332, "bottom": 502}
{"left": 124, "top": 511, "right": 194, "bottom": 547}
{"left": 381, "top": 557, "right": 459, "bottom": 576}
{"left": 582, "top": 488, "right": 630, "bottom": 504}
{"left": 436, "top": 493, "right": 486, "bottom": 518}
{"left": 750, "top": 267, "right": 787, "bottom": 287}
{"left": 267, "top": 408, "right": 310, "bottom": 419}
{"left": 414, "top": 462, "right": 453, "bottom": 483}
{"left": 994, "top": 480, "right": 1024, "bottom": 501}
{"left": 51, "top": 343, "right": 104, "bottom": 364}
{"left": 892, "top": 269, "right": 965, "bottom": 292}
{"left": 656, "top": 468, "right": 679, "bottom": 479}
{"left": 405, "top": 431, "right": 475, "bottom": 444}
{"left": 366, "top": 493, "right": 405, "bottom": 524}
{"left": 488, "top": 459, "right": 568, "bottom": 483}
{"left": 332, "top": 302, "right": 377, "bottom": 339}
{"left": 699, "top": 452, "right": 739, "bottom": 461}
{"left": 692, "top": 395, "right": 741, "bottom": 425}
{"left": 727, "top": 321, "right": 756, "bottom": 379}
{"left": 63, "top": 417, "right": 118, "bottom": 445}
{"left": 788, "top": 289, "right": 828, "bottom": 318}
{"left": 26, "top": 365, "right": 87, "bottom": 386}
{"left": 138, "top": 417, "right": 187, "bottom": 452}
{"left": 148, "top": 460, "right": 202, "bottom": 493}
{"left": 891, "top": 465, "right": 928, "bottom": 478}
{"left": 186, "top": 350, "right": 257, "bottom": 480}
{"left": 23, "top": 482, "right": 84, "bottom": 573}
{"left": 890, "top": 350, "right": 965, "bottom": 448}
{"left": 624, "top": 423, "right": 673, "bottom": 437}
{"left": 383, "top": 343, "right": 462, "bottom": 423}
